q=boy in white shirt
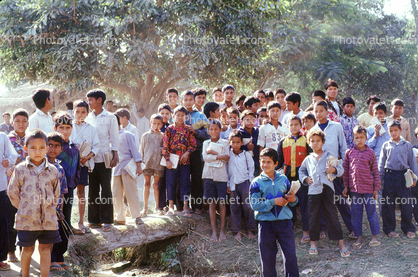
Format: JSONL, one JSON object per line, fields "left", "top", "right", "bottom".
{"left": 27, "top": 89, "right": 54, "bottom": 134}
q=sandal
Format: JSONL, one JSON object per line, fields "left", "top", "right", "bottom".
{"left": 348, "top": 232, "right": 358, "bottom": 239}
{"left": 139, "top": 210, "right": 148, "bottom": 218}
{"left": 89, "top": 223, "right": 102, "bottom": 229}
{"left": 156, "top": 209, "right": 165, "bottom": 215}
{"left": 183, "top": 210, "right": 193, "bottom": 218}
{"left": 50, "top": 264, "right": 64, "bottom": 272}
{"left": 352, "top": 242, "right": 363, "bottom": 249}
{"left": 166, "top": 208, "right": 175, "bottom": 216}
{"left": 57, "top": 263, "right": 72, "bottom": 270}
{"left": 407, "top": 232, "right": 416, "bottom": 239}
{"left": 103, "top": 224, "right": 112, "bottom": 232}
{"left": 80, "top": 226, "right": 91, "bottom": 233}
{"left": 300, "top": 236, "right": 310, "bottom": 244}
{"left": 70, "top": 227, "right": 85, "bottom": 235}
{"left": 309, "top": 248, "right": 318, "bottom": 255}
{"left": 340, "top": 249, "right": 351, "bottom": 258}
{"left": 369, "top": 240, "right": 381, "bottom": 247}
{"left": 387, "top": 231, "right": 399, "bottom": 238}
{"left": 135, "top": 217, "right": 144, "bottom": 225}
{"left": 0, "top": 262, "right": 11, "bottom": 271}
{"left": 8, "top": 254, "right": 19, "bottom": 262}
{"left": 113, "top": 220, "right": 126, "bottom": 225}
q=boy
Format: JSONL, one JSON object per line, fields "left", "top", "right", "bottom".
{"left": 162, "top": 106, "right": 197, "bottom": 216}
{"left": 305, "top": 90, "right": 339, "bottom": 122}
{"left": 324, "top": 79, "right": 343, "bottom": 116}
{"left": 6, "top": 109, "right": 29, "bottom": 263}
{"left": 66, "top": 102, "right": 74, "bottom": 119}
{"left": 387, "top": 98, "right": 411, "bottom": 142}
{"left": 379, "top": 121, "right": 418, "bottom": 238}
{"left": 228, "top": 130, "right": 256, "bottom": 241}
{"left": 235, "top": 94, "right": 246, "bottom": 113}
{"left": 166, "top": 88, "right": 180, "bottom": 112}
{"left": 219, "top": 84, "right": 237, "bottom": 110}
{"left": 254, "top": 89, "right": 266, "bottom": 107}
{"left": 274, "top": 88, "right": 289, "bottom": 123}
{"left": 220, "top": 107, "right": 240, "bottom": 140}
{"left": 358, "top": 95, "right": 380, "bottom": 128}
{"left": 27, "top": 89, "right": 54, "bottom": 134}
{"left": 0, "top": 112, "right": 13, "bottom": 134}
{"left": 256, "top": 107, "right": 268, "bottom": 126}
{"left": 117, "top": 108, "right": 140, "bottom": 148}
{"left": 258, "top": 101, "right": 289, "bottom": 153}
{"left": 46, "top": 132, "right": 69, "bottom": 272}
{"left": 158, "top": 104, "right": 172, "bottom": 133}
{"left": 339, "top": 97, "right": 359, "bottom": 149}
{"left": 342, "top": 126, "right": 381, "bottom": 248}
{"left": 8, "top": 129, "right": 60, "bottom": 277}
{"left": 202, "top": 120, "right": 230, "bottom": 241}
{"left": 192, "top": 87, "right": 207, "bottom": 112}
{"left": 239, "top": 110, "right": 260, "bottom": 175}
{"left": 181, "top": 90, "right": 210, "bottom": 214}
{"left": 265, "top": 90, "right": 274, "bottom": 106}
{"left": 277, "top": 115, "right": 312, "bottom": 243}
{"left": 70, "top": 100, "right": 100, "bottom": 233}
{"left": 140, "top": 114, "right": 165, "bottom": 215}
{"left": 299, "top": 129, "right": 350, "bottom": 257}
{"left": 250, "top": 148, "right": 299, "bottom": 277}
{"left": 243, "top": 96, "right": 261, "bottom": 115}
{"left": 132, "top": 105, "right": 150, "bottom": 143}
{"left": 220, "top": 107, "right": 229, "bottom": 130}
{"left": 311, "top": 101, "right": 354, "bottom": 237}
{"left": 301, "top": 113, "right": 316, "bottom": 136}
{"left": 282, "top": 92, "right": 304, "bottom": 125}
{"left": 113, "top": 114, "right": 144, "bottom": 225}
{"left": 106, "top": 100, "right": 115, "bottom": 112}
{"left": 212, "top": 87, "right": 224, "bottom": 103}
{"left": 366, "top": 102, "right": 391, "bottom": 162}
{"left": 85, "top": 89, "right": 119, "bottom": 232}
{"left": 203, "top": 102, "right": 221, "bottom": 121}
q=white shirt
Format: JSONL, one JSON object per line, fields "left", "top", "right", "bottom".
{"left": 257, "top": 122, "right": 289, "bottom": 150}
{"left": 278, "top": 108, "right": 290, "bottom": 123}
{"left": 70, "top": 122, "right": 101, "bottom": 170}
{"left": 27, "top": 109, "right": 54, "bottom": 135}
{"left": 67, "top": 110, "right": 74, "bottom": 119}
{"left": 330, "top": 101, "right": 340, "bottom": 116}
{"left": 122, "top": 122, "right": 140, "bottom": 149}
{"left": 135, "top": 116, "right": 150, "bottom": 142}
{"left": 85, "top": 109, "right": 119, "bottom": 163}
{"left": 282, "top": 109, "right": 305, "bottom": 125}
{"left": 0, "top": 133, "right": 18, "bottom": 191}
{"left": 227, "top": 149, "right": 254, "bottom": 191}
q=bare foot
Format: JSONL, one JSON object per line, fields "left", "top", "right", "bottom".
{"left": 8, "top": 252, "right": 19, "bottom": 262}
{"left": 218, "top": 231, "right": 227, "bottom": 242}
{"left": 234, "top": 232, "right": 242, "bottom": 241}
{"left": 248, "top": 230, "right": 256, "bottom": 239}
{"left": 210, "top": 232, "right": 218, "bottom": 242}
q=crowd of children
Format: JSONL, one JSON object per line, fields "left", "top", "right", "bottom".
{"left": 1, "top": 79, "right": 418, "bottom": 277}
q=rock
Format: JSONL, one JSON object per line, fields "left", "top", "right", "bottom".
{"left": 70, "top": 214, "right": 194, "bottom": 255}
{"left": 110, "top": 261, "right": 132, "bottom": 273}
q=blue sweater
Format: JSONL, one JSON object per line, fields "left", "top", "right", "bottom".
{"left": 249, "top": 171, "right": 298, "bottom": 221}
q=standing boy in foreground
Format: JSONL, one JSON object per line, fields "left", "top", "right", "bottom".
{"left": 250, "top": 148, "right": 299, "bottom": 277}
{"left": 8, "top": 129, "right": 60, "bottom": 277}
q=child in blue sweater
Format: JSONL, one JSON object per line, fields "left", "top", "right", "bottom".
{"left": 250, "top": 148, "right": 299, "bottom": 277}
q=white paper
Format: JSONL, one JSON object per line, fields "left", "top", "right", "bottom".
{"left": 78, "top": 141, "right": 91, "bottom": 158}
{"left": 290, "top": 180, "right": 301, "bottom": 194}
{"left": 372, "top": 117, "right": 386, "bottom": 136}
{"left": 124, "top": 158, "right": 145, "bottom": 179}
{"left": 160, "top": 153, "right": 180, "bottom": 169}
{"left": 206, "top": 142, "right": 223, "bottom": 168}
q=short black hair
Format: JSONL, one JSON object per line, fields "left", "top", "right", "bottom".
{"left": 192, "top": 87, "right": 207, "bottom": 97}
{"left": 32, "top": 89, "right": 51, "bottom": 109}
{"left": 254, "top": 89, "right": 265, "bottom": 97}
{"left": 212, "top": 87, "right": 222, "bottom": 94}
{"left": 289, "top": 115, "right": 302, "bottom": 125}
{"left": 388, "top": 120, "right": 402, "bottom": 130}
{"left": 107, "top": 100, "right": 114, "bottom": 105}
{"left": 353, "top": 125, "right": 367, "bottom": 137}
{"left": 235, "top": 94, "right": 247, "bottom": 105}
{"left": 47, "top": 132, "right": 64, "bottom": 147}
{"left": 173, "top": 105, "right": 188, "bottom": 116}
{"left": 312, "top": 90, "right": 326, "bottom": 99}
{"left": 342, "top": 97, "right": 355, "bottom": 107}
{"left": 222, "top": 84, "right": 235, "bottom": 93}
{"left": 257, "top": 107, "right": 267, "bottom": 116}
{"left": 260, "top": 148, "right": 278, "bottom": 164}
{"left": 324, "top": 79, "right": 338, "bottom": 90}
{"left": 25, "top": 128, "right": 47, "bottom": 147}
{"left": 181, "top": 90, "right": 195, "bottom": 100}
{"left": 74, "top": 100, "right": 89, "bottom": 112}
{"left": 366, "top": 95, "right": 380, "bottom": 105}
{"left": 314, "top": 100, "right": 328, "bottom": 111}
{"left": 114, "top": 114, "right": 120, "bottom": 126}
{"left": 243, "top": 96, "right": 260, "bottom": 109}
{"left": 302, "top": 113, "right": 316, "bottom": 123}
{"left": 240, "top": 110, "right": 257, "bottom": 121}
{"left": 265, "top": 90, "right": 274, "bottom": 99}
{"left": 66, "top": 102, "right": 73, "bottom": 110}
{"left": 391, "top": 98, "right": 404, "bottom": 107}
{"left": 267, "top": 101, "right": 281, "bottom": 111}
{"left": 285, "top": 92, "right": 301, "bottom": 107}
{"left": 150, "top": 114, "right": 164, "bottom": 123}
{"left": 158, "top": 103, "right": 172, "bottom": 113}
{"left": 208, "top": 119, "right": 222, "bottom": 129}
{"left": 167, "top": 88, "right": 178, "bottom": 96}
{"left": 226, "top": 107, "right": 240, "bottom": 116}
{"left": 54, "top": 112, "right": 73, "bottom": 128}
{"left": 229, "top": 129, "right": 243, "bottom": 141}
{"left": 86, "top": 89, "right": 106, "bottom": 105}
{"left": 274, "top": 88, "right": 286, "bottom": 97}
{"left": 204, "top": 102, "right": 220, "bottom": 118}
{"left": 3, "top": 112, "right": 10, "bottom": 117}
{"left": 116, "top": 108, "right": 131, "bottom": 120}
{"left": 137, "top": 108, "right": 145, "bottom": 114}
{"left": 12, "top": 108, "right": 29, "bottom": 120}
{"left": 373, "top": 102, "right": 387, "bottom": 114}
